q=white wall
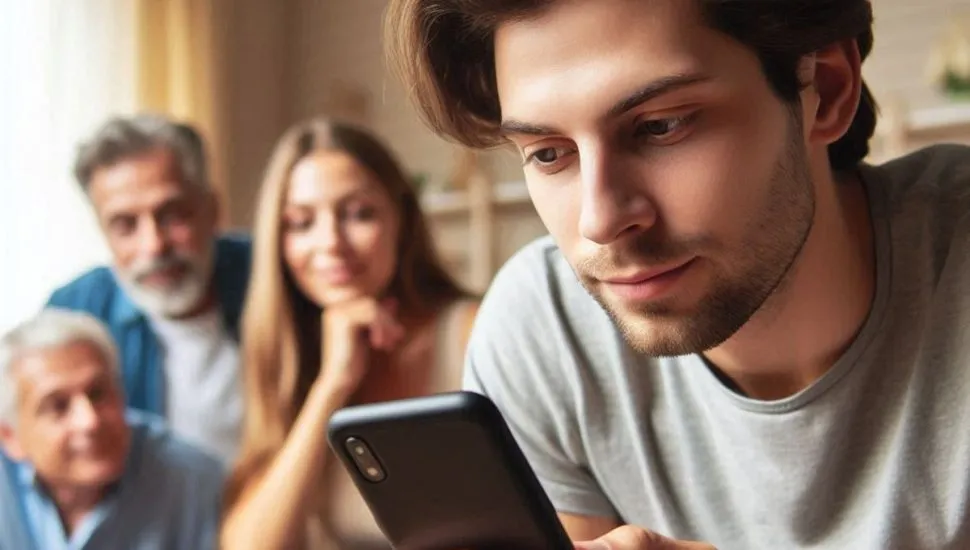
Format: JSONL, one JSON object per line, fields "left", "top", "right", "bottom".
{"left": 864, "top": 0, "right": 970, "bottom": 110}
{"left": 290, "top": 0, "right": 458, "bottom": 187}
{"left": 222, "top": 0, "right": 293, "bottom": 228}
{"left": 288, "top": 0, "right": 527, "bottom": 188}
{"left": 0, "top": 2, "right": 135, "bottom": 332}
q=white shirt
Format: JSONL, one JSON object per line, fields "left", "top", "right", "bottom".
{"left": 149, "top": 308, "right": 243, "bottom": 465}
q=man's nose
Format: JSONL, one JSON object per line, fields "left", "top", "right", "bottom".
{"left": 578, "top": 148, "right": 658, "bottom": 244}
{"left": 69, "top": 397, "right": 101, "bottom": 432}
{"left": 137, "top": 217, "right": 169, "bottom": 257}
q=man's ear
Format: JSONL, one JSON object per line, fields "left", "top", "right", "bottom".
{"left": 0, "top": 422, "right": 26, "bottom": 461}
{"left": 800, "top": 39, "right": 863, "bottom": 146}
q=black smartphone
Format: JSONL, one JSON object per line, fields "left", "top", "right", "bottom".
{"left": 327, "top": 391, "right": 573, "bottom": 550}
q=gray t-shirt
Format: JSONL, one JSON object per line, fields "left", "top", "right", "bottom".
{"left": 464, "top": 144, "right": 970, "bottom": 550}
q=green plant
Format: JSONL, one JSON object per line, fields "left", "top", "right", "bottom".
{"left": 943, "top": 70, "right": 970, "bottom": 99}
{"left": 411, "top": 172, "right": 429, "bottom": 193}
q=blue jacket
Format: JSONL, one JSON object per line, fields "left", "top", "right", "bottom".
{"left": 46, "top": 234, "right": 252, "bottom": 415}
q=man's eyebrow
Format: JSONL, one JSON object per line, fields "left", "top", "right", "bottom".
{"left": 606, "top": 73, "right": 712, "bottom": 118}
{"left": 499, "top": 73, "right": 713, "bottom": 138}
{"left": 499, "top": 120, "right": 561, "bottom": 137}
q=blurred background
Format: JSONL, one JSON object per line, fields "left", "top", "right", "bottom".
{"left": 1, "top": 0, "right": 969, "bottom": 333}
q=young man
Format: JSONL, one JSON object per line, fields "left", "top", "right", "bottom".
{"left": 48, "top": 114, "right": 251, "bottom": 464}
{"left": 386, "top": 1, "right": 970, "bottom": 548}
{"left": 0, "top": 309, "right": 225, "bottom": 550}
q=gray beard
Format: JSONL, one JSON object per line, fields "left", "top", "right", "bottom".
{"left": 113, "top": 243, "right": 215, "bottom": 319}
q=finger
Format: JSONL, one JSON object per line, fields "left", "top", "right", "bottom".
{"left": 385, "top": 313, "right": 406, "bottom": 342}
{"left": 381, "top": 296, "right": 399, "bottom": 315}
{"left": 369, "top": 320, "right": 387, "bottom": 349}
{"left": 379, "top": 297, "right": 402, "bottom": 332}
{"left": 574, "top": 525, "right": 715, "bottom": 550}
{"left": 373, "top": 309, "right": 405, "bottom": 350}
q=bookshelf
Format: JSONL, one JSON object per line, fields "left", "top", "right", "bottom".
{"left": 871, "top": 99, "right": 970, "bottom": 162}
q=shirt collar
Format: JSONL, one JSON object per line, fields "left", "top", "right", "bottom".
{"left": 14, "top": 459, "right": 38, "bottom": 491}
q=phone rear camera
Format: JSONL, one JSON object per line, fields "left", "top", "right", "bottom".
{"left": 345, "top": 437, "right": 386, "bottom": 483}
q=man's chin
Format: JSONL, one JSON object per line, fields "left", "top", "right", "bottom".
{"left": 596, "top": 297, "right": 719, "bottom": 357}
{"left": 611, "top": 313, "right": 695, "bottom": 357}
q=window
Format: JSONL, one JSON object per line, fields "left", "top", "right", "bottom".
{"left": 0, "top": 1, "right": 137, "bottom": 332}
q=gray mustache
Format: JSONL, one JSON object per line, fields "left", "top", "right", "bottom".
{"left": 132, "top": 256, "right": 193, "bottom": 282}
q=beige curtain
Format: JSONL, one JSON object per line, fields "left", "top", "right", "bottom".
{"left": 134, "top": 0, "right": 230, "bottom": 227}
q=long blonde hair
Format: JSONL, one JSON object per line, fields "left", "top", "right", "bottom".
{"left": 224, "top": 118, "right": 470, "bottom": 508}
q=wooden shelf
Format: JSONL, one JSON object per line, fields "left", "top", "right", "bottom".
{"left": 907, "top": 104, "right": 970, "bottom": 132}
{"left": 870, "top": 99, "right": 970, "bottom": 162}
{"left": 875, "top": 103, "right": 970, "bottom": 138}
{"left": 420, "top": 180, "right": 530, "bottom": 216}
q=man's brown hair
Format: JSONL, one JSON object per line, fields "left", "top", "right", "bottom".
{"left": 385, "top": 0, "right": 875, "bottom": 171}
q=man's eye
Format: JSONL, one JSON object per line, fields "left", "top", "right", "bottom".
{"left": 636, "top": 115, "right": 694, "bottom": 140}
{"left": 526, "top": 146, "right": 571, "bottom": 167}
{"left": 534, "top": 148, "right": 559, "bottom": 164}
{"left": 42, "top": 398, "right": 69, "bottom": 418}
{"left": 109, "top": 216, "right": 137, "bottom": 236}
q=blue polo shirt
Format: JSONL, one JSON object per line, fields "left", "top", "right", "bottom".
{"left": 0, "top": 410, "right": 225, "bottom": 550}
{"left": 46, "top": 234, "right": 251, "bottom": 415}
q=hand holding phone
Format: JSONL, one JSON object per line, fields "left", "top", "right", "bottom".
{"left": 327, "top": 391, "right": 573, "bottom": 550}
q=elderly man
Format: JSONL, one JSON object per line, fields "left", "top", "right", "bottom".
{"left": 47, "top": 114, "right": 250, "bottom": 464}
{"left": 0, "top": 308, "right": 224, "bottom": 550}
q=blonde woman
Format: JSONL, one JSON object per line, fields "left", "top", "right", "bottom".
{"left": 221, "top": 119, "right": 479, "bottom": 550}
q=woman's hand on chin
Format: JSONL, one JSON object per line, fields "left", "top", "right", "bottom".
{"left": 317, "top": 296, "right": 404, "bottom": 401}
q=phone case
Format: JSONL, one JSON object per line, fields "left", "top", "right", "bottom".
{"left": 327, "top": 391, "right": 573, "bottom": 550}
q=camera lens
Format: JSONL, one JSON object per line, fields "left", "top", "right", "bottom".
{"left": 344, "top": 437, "right": 386, "bottom": 483}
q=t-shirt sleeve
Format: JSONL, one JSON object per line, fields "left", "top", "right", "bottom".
{"left": 461, "top": 241, "right": 617, "bottom": 520}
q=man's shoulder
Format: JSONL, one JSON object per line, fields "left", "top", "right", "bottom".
{"left": 875, "top": 144, "right": 970, "bottom": 212}
{"left": 0, "top": 452, "right": 33, "bottom": 550}
{"left": 213, "top": 232, "right": 253, "bottom": 325}
{"left": 488, "top": 235, "right": 583, "bottom": 300}
{"left": 873, "top": 145, "right": 970, "bottom": 271}
{"left": 467, "top": 235, "right": 621, "bottom": 390}
{"left": 216, "top": 231, "right": 252, "bottom": 256}
{"left": 46, "top": 266, "right": 121, "bottom": 313}
{"left": 479, "top": 235, "right": 610, "bottom": 330}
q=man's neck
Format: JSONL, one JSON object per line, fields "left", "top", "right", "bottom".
{"left": 704, "top": 169, "right": 876, "bottom": 401}
{"left": 171, "top": 290, "right": 218, "bottom": 321}
{"left": 43, "top": 482, "right": 107, "bottom": 537}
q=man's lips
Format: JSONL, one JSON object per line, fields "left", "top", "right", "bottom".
{"left": 137, "top": 264, "right": 186, "bottom": 286}
{"left": 599, "top": 258, "right": 696, "bottom": 302}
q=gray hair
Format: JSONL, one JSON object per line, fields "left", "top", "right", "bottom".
{"left": 0, "top": 309, "right": 119, "bottom": 425}
{"left": 73, "top": 113, "right": 209, "bottom": 191}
